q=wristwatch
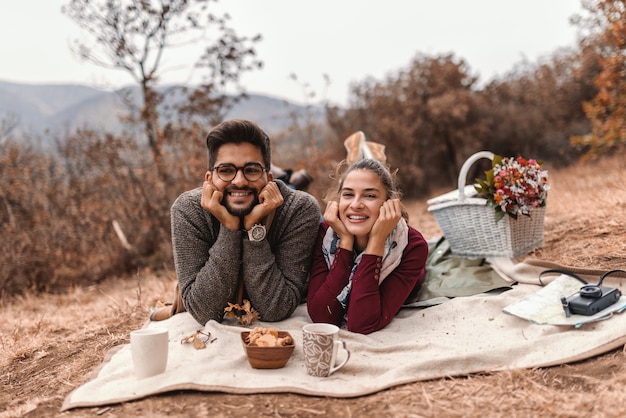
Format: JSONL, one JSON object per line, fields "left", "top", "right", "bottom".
{"left": 247, "top": 224, "right": 266, "bottom": 241}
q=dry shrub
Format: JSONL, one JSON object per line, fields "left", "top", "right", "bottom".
{"left": 328, "top": 51, "right": 595, "bottom": 199}
{"left": 0, "top": 127, "right": 206, "bottom": 296}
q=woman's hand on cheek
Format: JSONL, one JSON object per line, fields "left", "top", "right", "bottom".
{"left": 323, "top": 201, "right": 343, "bottom": 231}
{"left": 323, "top": 201, "right": 354, "bottom": 249}
{"left": 370, "top": 199, "right": 402, "bottom": 241}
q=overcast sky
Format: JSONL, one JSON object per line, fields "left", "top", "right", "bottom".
{"left": 0, "top": 1, "right": 585, "bottom": 106}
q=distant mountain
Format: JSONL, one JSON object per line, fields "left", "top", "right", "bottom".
{"left": 0, "top": 80, "right": 325, "bottom": 143}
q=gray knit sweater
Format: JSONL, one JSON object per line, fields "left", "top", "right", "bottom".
{"left": 171, "top": 180, "right": 321, "bottom": 325}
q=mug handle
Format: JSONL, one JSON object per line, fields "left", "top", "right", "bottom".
{"left": 329, "top": 340, "right": 350, "bottom": 375}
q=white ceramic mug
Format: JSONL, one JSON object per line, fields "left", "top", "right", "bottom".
{"left": 130, "top": 327, "right": 169, "bottom": 378}
{"left": 302, "top": 323, "right": 350, "bottom": 377}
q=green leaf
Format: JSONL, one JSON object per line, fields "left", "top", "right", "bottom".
{"left": 474, "top": 179, "right": 490, "bottom": 195}
{"left": 485, "top": 169, "right": 494, "bottom": 184}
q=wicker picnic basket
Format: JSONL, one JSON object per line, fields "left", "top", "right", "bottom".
{"left": 427, "top": 151, "right": 546, "bottom": 259}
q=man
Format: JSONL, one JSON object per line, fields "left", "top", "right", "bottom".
{"left": 153, "top": 119, "right": 320, "bottom": 325}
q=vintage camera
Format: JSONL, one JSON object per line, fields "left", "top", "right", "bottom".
{"left": 541, "top": 269, "right": 625, "bottom": 317}
{"left": 564, "top": 284, "right": 622, "bottom": 316}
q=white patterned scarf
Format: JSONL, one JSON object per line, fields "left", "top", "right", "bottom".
{"left": 321, "top": 218, "right": 409, "bottom": 310}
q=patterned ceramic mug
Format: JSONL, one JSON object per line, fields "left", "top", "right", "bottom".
{"left": 302, "top": 323, "right": 350, "bottom": 377}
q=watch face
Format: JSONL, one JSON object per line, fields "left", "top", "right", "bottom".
{"left": 250, "top": 224, "right": 266, "bottom": 241}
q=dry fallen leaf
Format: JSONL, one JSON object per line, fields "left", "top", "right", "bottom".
{"left": 224, "top": 299, "right": 260, "bottom": 326}
{"left": 180, "top": 329, "right": 214, "bottom": 350}
{"left": 193, "top": 333, "right": 206, "bottom": 349}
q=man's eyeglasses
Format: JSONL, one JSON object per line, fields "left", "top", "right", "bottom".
{"left": 212, "top": 163, "right": 267, "bottom": 182}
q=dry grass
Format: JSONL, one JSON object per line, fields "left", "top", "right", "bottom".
{"left": 1, "top": 156, "right": 625, "bottom": 418}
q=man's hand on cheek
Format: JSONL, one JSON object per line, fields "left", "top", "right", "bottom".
{"left": 201, "top": 181, "right": 240, "bottom": 230}
{"left": 244, "top": 182, "right": 283, "bottom": 229}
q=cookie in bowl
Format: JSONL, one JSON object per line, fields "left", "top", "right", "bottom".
{"left": 241, "top": 327, "right": 295, "bottom": 369}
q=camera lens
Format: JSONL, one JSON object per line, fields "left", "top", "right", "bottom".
{"left": 579, "top": 285, "right": 603, "bottom": 298}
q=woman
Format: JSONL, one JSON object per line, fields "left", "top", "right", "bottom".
{"left": 307, "top": 159, "right": 428, "bottom": 334}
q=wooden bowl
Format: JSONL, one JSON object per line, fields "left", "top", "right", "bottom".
{"left": 240, "top": 331, "right": 295, "bottom": 369}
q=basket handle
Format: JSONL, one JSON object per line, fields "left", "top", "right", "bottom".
{"left": 458, "top": 151, "right": 494, "bottom": 202}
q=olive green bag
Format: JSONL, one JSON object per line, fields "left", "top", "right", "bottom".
{"left": 405, "top": 237, "right": 513, "bottom": 307}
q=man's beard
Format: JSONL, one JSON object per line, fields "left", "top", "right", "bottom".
{"left": 222, "top": 186, "right": 260, "bottom": 217}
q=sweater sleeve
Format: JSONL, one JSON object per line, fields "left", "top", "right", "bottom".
{"left": 347, "top": 227, "right": 428, "bottom": 334}
{"left": 307, "top": 223, "right": 354, "bottom": 326}
{"left": 307, "top": 223, "right": 428, "bottom": 334}
{"left": 240, "top": 184, "right": 321, "bottom": 322}
{"left": 171, "top": 189, "right": 243, "bottom": 325}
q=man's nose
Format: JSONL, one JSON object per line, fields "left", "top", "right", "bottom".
{"left": 231, "top": 168, "right": 248, "bottom": 185}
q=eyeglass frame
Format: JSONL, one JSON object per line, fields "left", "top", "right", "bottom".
{"left": 211, "top": 162, "right": 268, "bottom": 182}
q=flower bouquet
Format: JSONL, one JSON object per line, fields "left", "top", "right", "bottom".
{"left": 427, "top": 151, "right": 548, "bottom": 259}
{"left": 474, "top": 155, "right": 550, "bottom": 222}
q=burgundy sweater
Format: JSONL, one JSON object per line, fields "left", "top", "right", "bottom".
{"left": 307, "top": 221, "right": 428, "bottom": 334}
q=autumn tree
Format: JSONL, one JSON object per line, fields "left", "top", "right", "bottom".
{"left": 480, "top": 47, "right": 598, "bottom": 165}
{"left": 571, "top": 0, "right": 626, "bottom": 156}
{"left": 327, "top": 54, "right": 487, "bottom": 197}
{"left": 62, "top": 0, "right": 262, "bottom": 178}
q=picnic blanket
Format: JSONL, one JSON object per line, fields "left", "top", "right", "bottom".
{"left": 62, "top": 258, "right": 626, "bottom": 411}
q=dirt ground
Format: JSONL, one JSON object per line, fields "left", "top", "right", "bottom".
{"left": 1, "top": 155, "right": 625, "bottom": 418}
